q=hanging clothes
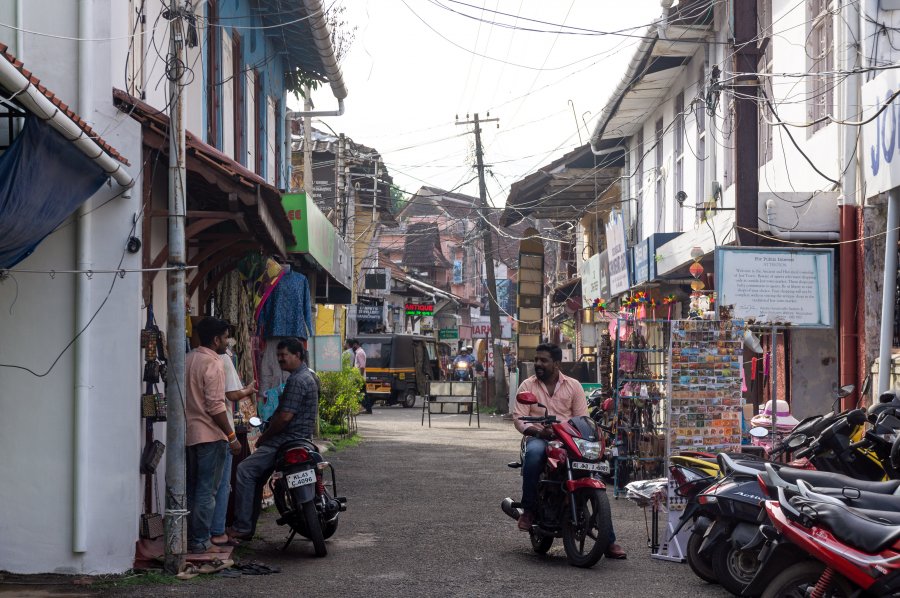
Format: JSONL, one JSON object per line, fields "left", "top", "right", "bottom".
{"left": 256, "top": 271, "right": 314, "bottom": 339}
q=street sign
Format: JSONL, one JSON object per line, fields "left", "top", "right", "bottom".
{"left": 356, "top": 305, "right": 383, "bottom": 322}
{"left": 405, "top": 302, "right": 434, "bottom": 316}
{"left": 439, "top": 328, "right": 458, "bottom": 340}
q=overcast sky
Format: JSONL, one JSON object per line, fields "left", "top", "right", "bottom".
{"left": 302, "top": 0, "right": 664, "bottom": 207}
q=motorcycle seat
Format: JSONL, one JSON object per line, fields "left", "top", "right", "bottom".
{"left": 789, "top": 496, "right": 900, "bottom": 553}
{"left": 717, "top": 453, "right": 770, "bottom": 477}
{"left": 813, "top": 486, "right": 900, "bottom": 511}
{"left": 777, "top": 467, "right": 900, "bottom": 494}
{"left": 276, "top": 438, "right": 319, "bottom": 457}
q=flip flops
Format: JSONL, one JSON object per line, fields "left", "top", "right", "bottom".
{"left": 197, "top": 558, "right": 234, "bottom": 574}
{"left": 176, "top": 564, "right": 200, "bottom": 580}
{"left": 233, "top": 561, "right": 280, "bottom": 575}
{"left": 211, "top": 537, "right": 241, "bottom": 547}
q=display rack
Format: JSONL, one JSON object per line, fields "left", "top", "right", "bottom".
{"left": 611, "top": 318, "right": 670, "bottom": 496}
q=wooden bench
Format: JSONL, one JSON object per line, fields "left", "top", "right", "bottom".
{"left": 421, "top": 380, "right": 479, "bottom": 428}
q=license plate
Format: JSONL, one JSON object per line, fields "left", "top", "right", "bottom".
{"left": 572, "top": 461, "right": 610, "bottom": 474}
{"left": 286, "top": 469, "right": 316, "bottom": 488}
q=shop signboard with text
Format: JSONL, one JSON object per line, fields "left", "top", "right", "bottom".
{"left": 863, "top": 69, "right": 900, "bottom": 195}
{"left": 282, "top": 193, "right": 352, "bottom": 289}
{"left": 471, "top": 317, "right": 512, "bottom": 339}
{"left": 405, "top": 302, "right": 434, "bottom": 316}
{"left": 605, "top": 212, "right": 629, "bottom": 296}
{"left": 715, "top": 247, "right": 835, "bottom": 328}
{"left": 580, "top": 253, "right": 601, "bottom": 308}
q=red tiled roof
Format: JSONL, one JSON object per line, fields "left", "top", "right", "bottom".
{"left": 0, "top": 43, "right": 130, "bottom": 166}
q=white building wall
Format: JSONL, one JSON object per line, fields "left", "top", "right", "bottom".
{"left": 0, "top": 0, "right": 142, "bottom": 574}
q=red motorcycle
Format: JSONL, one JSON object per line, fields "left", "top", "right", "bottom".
{"left": 501, "top": 392, "right": 613, "bottom": 568}
{"left": 746, "top": 479, "right": 900, "bottom": 597}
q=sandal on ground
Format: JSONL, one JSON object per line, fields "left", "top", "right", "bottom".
{"left": 211, "top": 537, "right": 241, "bottom": 547}
{"left": 176, "top": 564, "right": 200, "bottom": 580}
{"left": 198, "top": 558, "right": 234, "bottom": 574}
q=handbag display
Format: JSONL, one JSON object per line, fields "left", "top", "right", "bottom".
{"left": 141, "top": 393, "right": 166, "bottom": 419}
{"left": 140, "top": 439, "right": 165, "bottom": 474}
{"left": 139, "top": 512, "right": 164, "bottom": 540}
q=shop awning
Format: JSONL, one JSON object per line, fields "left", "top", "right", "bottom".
{"left": 281, "top": 192, "right": 353, "bottom": 304}
{"left": 0, "top": 45, "right": 131, "bottom": 269}
{"left": 502, "top": 143, "right": 623, "bottom": 226}
{"left": 551, "top": 277, "right": 582, "bottom": 305}
{"left": 113, "top": 89, "right": 293, "bottom": 259}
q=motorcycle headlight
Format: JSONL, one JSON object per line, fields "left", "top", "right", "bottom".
{"left": 573, "top": 438, "right": 601, "bottom": 460}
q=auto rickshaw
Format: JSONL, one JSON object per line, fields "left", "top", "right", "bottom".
{"left": 357, "top": 334, "right": 442, "bottom": 408}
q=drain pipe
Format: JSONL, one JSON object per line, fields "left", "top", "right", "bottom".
{"left": 839, "top": 0, "right": 860, "bottom": 408}
{"left": 765, "top": 200, "right": 840, "bottom": 241}
{"left": 292, "top": 0, "right": 348, "bottom": 118}
{"left": 878, "top": 190, "right": 900, "bottom": 394}
{"left": 73, "top": 0, "right": 94, "bottom": 556}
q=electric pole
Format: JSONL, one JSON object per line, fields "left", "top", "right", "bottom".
{"left": 457, "top": 113, "right": 507, "bottom": 410}
{"left": 164, "top": 0, "right": 188, "bottom": 574}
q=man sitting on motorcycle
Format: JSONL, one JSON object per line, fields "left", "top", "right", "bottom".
{"left": 513, "top": 342, "right": 627, "bottom": 559}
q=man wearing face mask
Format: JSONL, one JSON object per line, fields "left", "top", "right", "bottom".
{"left": 513, "top": 343, "right": 626, "bottom": 559}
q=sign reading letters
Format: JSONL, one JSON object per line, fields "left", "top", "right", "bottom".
{"left": 605, "top": 212, "right": 629, "bottom": 296}
{"left": 715, "top": 247, "right": 834, "bottom": 328}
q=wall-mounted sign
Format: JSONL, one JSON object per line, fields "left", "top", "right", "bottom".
{"left": 580, "top": 253, "right": 601, "bottom": 309}
{"left": 862, "top": 69, "right": 900, "bottom": 196}
{"left": 356, "top": 305, "right": 383, "bottom": 322}
{"left": 364, "top": 269, "right": 389, "bottom": 292}
{"left": 405, "top": 302, "right": 434, "bottom": 316}
{"left": 439, "top": 328, "right": 459, "bottom": 340}
{"left": 715, "top": 247, "right": 835, "bottom": 328}
{"left": 605, "top": 212, "right": 629, "bottom": 296}
{"left": 471, "top": 317, "right": 512, "bottom": 339}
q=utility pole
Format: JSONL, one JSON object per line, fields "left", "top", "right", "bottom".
{"left": 733, "top": 0, "right": 759, "bottom": 245}
{"left": 303, "top": 86, "right": 314, "bottom": 200}
{"left": 164, "top": 0, "right": 188, "bottom": 575}
{"left": 457, "top": 113, "right": 506, "bottom": 410}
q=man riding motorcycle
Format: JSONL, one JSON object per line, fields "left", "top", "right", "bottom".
{"left": 513, "top": 342, "right": 627, "bottom": 559}
{"left": 451, "top": 346, "right": 477, "bottom": 380}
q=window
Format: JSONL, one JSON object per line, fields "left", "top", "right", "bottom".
{"left": 655, "top": 117, "right": 665, "bottom": 233}
{"left": 274, "top": 99, "right": 282, "bottom": 188}
{"left": 807, "top": 0, "right": 834, "bottom": 136}
{"left": 205, "top": 0, "right": 219, "bottom": 148}
{"left": 634, "top": 128, "right": 644, "bottom": 242}
{"left": 723, "top": 89, "right": 735, "bottom": 190}
{"left": 674, "top": 92, "right": 685, "bottom": 231}
{"left": 127, "top": 0, "right": 146, "bottom": 99}
{"left": 232, "top": 31, "right": 244, "bottom": 164}
{"left": 696, "top": 70, "right": 707, "bottom": 225}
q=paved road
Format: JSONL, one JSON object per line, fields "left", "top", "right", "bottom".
{"left": 97, "top": 403, "right": 733, "bottom": 597}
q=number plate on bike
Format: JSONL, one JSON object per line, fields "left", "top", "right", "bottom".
{"left": 572, "top": 461, "right": 610, "bottom": 474}
{"left": 286, "top": 469, "right": 316, "bottom": 488}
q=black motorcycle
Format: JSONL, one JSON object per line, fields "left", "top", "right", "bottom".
{"left": 250, "top": 417, "right": 347, "bottom": 556}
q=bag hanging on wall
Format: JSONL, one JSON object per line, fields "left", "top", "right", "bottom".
{"left": 140, "top": 439, "right": 165, "bottom": 474}
{"left": 139, "top": 472, "right": 165, "bottom": 540}
{"left": 141, "top": 393, "right": 167, "bottom": 419}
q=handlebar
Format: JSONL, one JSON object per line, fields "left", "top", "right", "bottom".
{"left": 517, "top": 415, "right": 558, "bottom": 424}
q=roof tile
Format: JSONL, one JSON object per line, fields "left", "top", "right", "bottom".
{"left": 0, "top": 43, "right": 129, "bottom": 165}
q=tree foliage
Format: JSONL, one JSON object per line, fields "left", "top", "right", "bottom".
{"left": 318, "top": 364, "right": 363, "bottom": 426}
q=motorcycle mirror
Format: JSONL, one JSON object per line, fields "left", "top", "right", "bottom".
{"left": 749, "top": 427, "right": 769, "bottom": 438}
{"left": 786, "top": 434, "right": 808, "bottom": 449}
{"left": 516, "top": 392, "right": 539, "bottom": 405}
{"left": 248, "top": 416, "right": 262, "bottom": 427}
{"left": 838, "top": 384, "right": 855, "bottom": 398}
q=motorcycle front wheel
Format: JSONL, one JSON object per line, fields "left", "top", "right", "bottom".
{"left": 301, "top": 501, "right": 327, "bottom": 557}
{"left": 562, "top": 488, "right": 612, "bottom": 568}
{"left": 760, "top": 561, "right": 853, "bottom": 598}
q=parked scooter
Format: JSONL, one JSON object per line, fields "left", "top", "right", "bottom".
{"left": 249, "top": 416, "right": 347, "bottom": 556}
{"left": 501, "top": 392, "right": 614, "bottom": 568}
{"left": 744, "top": 472, "right": 900, "bottom": 596}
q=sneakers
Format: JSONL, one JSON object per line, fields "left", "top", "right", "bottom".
{"left": 517, "top": 510, "right": 534, "bottom": 531}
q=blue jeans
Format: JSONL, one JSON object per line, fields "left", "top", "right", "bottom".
{"left": 521, "top": 437, "right": 617, "bottom": 544}
{"left": 186, "top": 440, "right": 227, "bottom": 552}
{"left": 232, "top": 443, "right": 279, "bottom": 535}
{"left": 211, "top": 450, "right": 233, "bottom": 537}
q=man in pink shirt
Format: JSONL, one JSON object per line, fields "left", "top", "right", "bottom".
{"left": 184, "top": 317, "right": 241, "bottom": 554}
{"left": 513, "top": 343, "right": 626, "bottom": 559}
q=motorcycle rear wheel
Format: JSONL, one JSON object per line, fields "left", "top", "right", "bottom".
{"left": 711, "top": 543, "right": 760, "bottom": 596}
{"left": 562, "top": 488, "right": 612, "bottom": 568}
{"left": 686, "top": 532, "right": 718, "bottom": 584}
{"left": 301, "top": 501, "right": 327, "bottom": 557}
{"left": 760, "top": 561, "right": 853, "bottom": 598}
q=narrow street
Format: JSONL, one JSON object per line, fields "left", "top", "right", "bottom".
{"left": 95, "top": 404, "right": 731, "bottom": 598}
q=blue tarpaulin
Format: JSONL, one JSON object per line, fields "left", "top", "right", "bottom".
{"left": 0, "top": 115, "right": 109, "bottom": 268}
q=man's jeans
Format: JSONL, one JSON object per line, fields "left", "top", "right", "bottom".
{"left": 186, "top": 440, "right": 227, "bottom": 552}
{"left": 232, "top": 444, "right": 279, "bottom": 535}
{"left": 211, "top": 450, "right": 233, "bottom": 537}
{"left": 521, "top": 437, "right": 616, "bottom": 543}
